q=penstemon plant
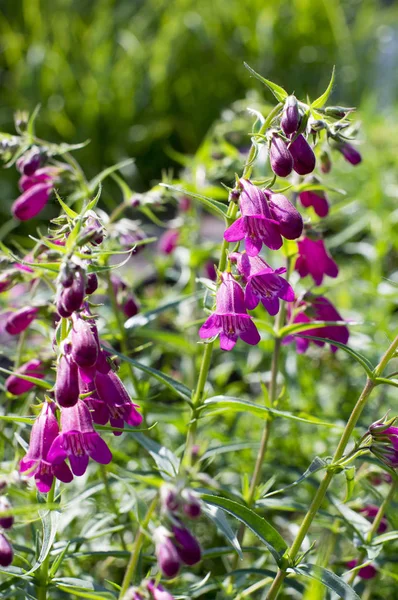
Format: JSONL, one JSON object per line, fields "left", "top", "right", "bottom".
{"left": 0, "top": 66, "right": 397, "bottom": 600}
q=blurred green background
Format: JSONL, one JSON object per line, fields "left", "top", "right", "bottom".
{"left": 0, "top": 0, "right": 397, "bottom": 195}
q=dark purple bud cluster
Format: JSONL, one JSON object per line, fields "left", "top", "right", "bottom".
{"left": 155, "top": 484, "right": 202, "bottom": 577}
{"left": 56, "top": 264, "right": 98, "bottom": 318}
{"left": 367, "top": 417, "right": 398, "bottom": 468}
{"left": 111, "top": 275, "right": 140, "bottom": 320}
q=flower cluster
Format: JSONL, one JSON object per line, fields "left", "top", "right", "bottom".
{"left": 154, "top": 484, "right": 202, "bottom": 578}
{"left": 368, "top": 417, "right": 398, "bottom": 468}
{"left": 124, "top": 580, "right": 174, "bottom": 600}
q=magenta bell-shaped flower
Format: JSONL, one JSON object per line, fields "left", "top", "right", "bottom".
{"left": 154, "top": 527, "right": 181, "bottom": 578}
{"left": 289, "top": 134, "right": 316, "bottom": 175}
{"left": 5, "top": 306, "right": 38, "bottom": 335}
{"left": 58, "top": 269, "right": 85, "bottom": 317}
{"left": 224, "top": 179, "right": 282, "bottom": 256}
{"left": 171, "top": 524, "right": 201, "bottom": 566}
{"left": 95, "top": 370, "right": 143, "bottom": 435}
{"left": 281, "top": 95, "right": 300, "bottom": 136}
{"left": 299, "top": 189, "right": 329, "bottom": 218}
{"left": 123, "top": 293, "right": 140, "bottom": 318}
{"left": 47, "top": 399, "right": 112, "bottom": 476}
{"left": 295, "top": 237, "right": 338, "bottom": 286}
{"left": 269, "top": 134, "right": 293, "bottom": 177}
{"left": 346, "top": 560, "right": 377, "bottom": 580}
{"left": 85, "top": 272, "right": 98, "bottom": 295}
{"left": 359, "top": 505, "right": 388, "bottom": 534}
{"left": 19, "top": 166, "right": 58, "bottom": 192}
{"left": 199, "top": 272, "right": 260, "bottom": 351}
{"left": 55, "top": 350, "right": 80, "bottom": 408}
{"left": 147, "top": 580, "right": 175, "bottom": 600}
{"left": 71, "top": 315, "right": 99, "bottom": 368}
{"left": 158, "top": 230, "right": 179, "bottom": 255}
{"left": 337, "top": 142, "right": 362, "bottom": 165}
{"left": 0, "top": 497, "right": 14, "bottom": 530}
{"left": 78, "top": 371, "right": 110, "bottom": 426}
{"left": 232, "top": 253, "right": 295, "bottom": 316}
{"left": 5, "top": 358, "right": 45, "bottom": 395}
{"left": 283, "top": 296, "right": 349, "bottom": 353}
{"left": 12, "top": 182, "right": 52, "bottom": 221}
{"left": 20, "top": 402, "right": 73, "bottom": 492}
{"left": 0, "top": 533, "right": 13, "bottom": 567}
{"left": 268, "top": 192, "right": 303, "bottom": 240}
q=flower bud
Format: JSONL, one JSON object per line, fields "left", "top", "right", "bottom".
{"left": 160, "top": 484, "right": 180, "bottom": 513}
{"left": 158, "top": 230, "right": 179, "bottom": 255}
{"left": 337, "top": 142, "right": 361, "bottom": 166}
{"left": 123, "top": 294, "right": 140, "bottom": 318}
{"left": 5, "top": 306, "right": 38, "bottom": 335}
{"left": 182, "top": 490, "right": 201, "bottom": 519}
{"left": 60, "top": 270, "right": 85, "bottom": 314}
{"left": 147, "top": 580, "right": 175, "bottom": 600}
{"left": 0, "top": 270, "right": 19, "bottom": 294}
{"left": 320, "top": 151, "right": 332, "bottom": 174}
{"left": 85, "top": 273, "right": 98, "bottom": 295}
{"left": 281, "top": 95, "right": 300, "bottom": 136}
{"left": 289, "top": 134, "right": 316, "bottom": 175}
{"left": 154, "top": 527, "right": 181, "bottom": 578}
{"left": 71, "top": 315, "right": 99, "bottom": 368}
{"left": 12, "top": 183, "right": 52, "bottom": 221}
{"left": 268, "top": 193, "right": 303, "bottom": 240}
{"left": 55, "top": 352, "right": 80, "bottom": 407}
{"left": 299, "top": 190, "right": 329, "bottom": 218}
{"left": 0, "top": 497, "right": 14, "bottom": 529}
{"left": 5, "top": 358, "right": 44, "bottom": 395}
{"left": 346, "top": 560, "right": 377, "bottom": 580}
{"left": 17, "top": 147, "right": 42, "bottom": 176}
{"left": 325, "top": 106, "right": 355, "bottom": 119}
{"left": 269, "top": 134, "right": 293, "bottom": 178}
{"left": 0, "top": 533, "right": 13, "bottom": 567}
{"left": 172, "top": 525, "right": 201, "bottom": 566}
{"left": 83, "top": 215, "right": 104, "bottom": 245}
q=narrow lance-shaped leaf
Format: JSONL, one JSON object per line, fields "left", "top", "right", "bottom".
{"left": 160, "top": 183, "right": 228, "bottom": 218}
{"left": 293, "top": 563, "right": 361, "bottom": 600}
{"left": 244, "top": 63, "right": 288, "bottom": 102}
{"left": 311, "top": 66, "right": 335, "bottom": 109}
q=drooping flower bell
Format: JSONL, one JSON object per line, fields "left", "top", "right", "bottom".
{"left": 71, "top": 314, "right": 99, "bottom": 368}
{"left": 171, "top": 524, "right": 201, "bottom": 566}
{"left": 223, "top": 179, "right": 282, "bottom": 256}
{"left": 5, "top": 306, "right": 38, "bottom": 335}
{"left": 12, "top": 182, "right": 53, "bottom": 221}
{"left": 368, "top": 418, "right": 398, "bottom": 468}
{"left": 154, "top": 526, "right": 181, "bottom": 578}
{"left": 337, "top": 142, "right": 362, "bottom": 166}
{"left": 281, "top": 95, "right": 300, "bottom": 136}
{"left": 268, "top": 192, "right": 303, "bottom": 240}
{"left": 289, "top": 134, "right": 316, "bottom": 175}
{"left": 47, "top": 399, "right": 112, "bottom": 476}
{"left": 19, "top": 166, "right": 58, "bottom": 193}
{"left": 199, "top": 272, "right": 260, "bottom": 351}
{"left": 346, "top": 560, "right": 377, "bottom": 580}
{"left": 0, "top": 533, "right": 13, "bottom": 567}
{"left": 16, "top": 147, "right": 43, "bottom": 176}
{"left": 5, "top": 358, "right": 45, "bottom": 396}
{"left": 147, "top": 580, "right": 175, "bottom": 600}
{"left": 95, "top": 370, "right": 143, "bottom": 434}
{"left": 20, "top": 402, "right": 73, "bottom": 492}
{"left": 295, "top": 237, "right": 338, "bottom": 286}
{"left": 283, "top": 295, "right": 349, "bottom": 353}
{"left": 57, "top": 269, "right": 85, "bottom": 317}
{"left": 158, "top": 230, "right": 179, "bottom": 255}
{"left": 55, "top": 348, "right": 80, "bottom": 408}
{"left": 0, "top": 497, "right": 14, "bottom": 529}
{"left": 299, "top": 189, "right": 329, "bottom": 218}
{"left": 269, "top": 134, "right": 293, "bottom": 178}
{"left": 234, "top": 253, "right": 294, "bottom": 315}
{"left": 85, "top": 272, "right": 98, "bottom": 295}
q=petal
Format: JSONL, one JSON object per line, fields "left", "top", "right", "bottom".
{"left": 261, "top": 295, "right": 280, "bottom": 316}
{"left": 125, "top": 404, "right": 143, "bottom": 427}
{"left": 325, "top": 257, "right": 339, "bottom": 279}
{"left": 279, "top": 281, "right": 295, "bottom": 302}
{"left": 244, "top": 283, "right": 260, "bottom": 310}
{"left": 53, "top": 461, "right": 73, "bottom": 484}
{"left": 35, "top": 471, "right": 54, "bottom": 493}
{"left": 219, "top": 333, "right": 237, "bottom": 351}
{"left": 223, "top": 217, "right": 246, "bottom": 242}
{"left": 245, "top": 235, "right": 262, "bottom": 257}
{"left": 47, "top": 434, "right": 68, "bottom": 465}
{"left": 69, "top": 454, "right": 89, "bottom": 476}
{"left": 86, "top": 433, "right": 113, "bottom": 465}
{"left": 199, "top": 314, "right": 220, "bottom": 339}
{"left": 240, "top": 320, "right": 261, "bottom": 346}
{"left": 295, "top": 337, "right": 310, "bottom": 354}
{"left": 110, "top": 417, "right": 124, "bottom": 436}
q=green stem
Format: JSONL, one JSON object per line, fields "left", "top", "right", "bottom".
{"left": 347, "top": 477, "right": 397, "bottom": 585}
{"left": 266, "top": 333, "right": 398, "bottom": 600}
{"left": 118, "top": 496, "right": 158, "bottom": 599}
{"left": 183, "top": 103, "right": 283, "bottom": 468}
{"left": 37, "top": 481, "right": 56, "bottom": 600}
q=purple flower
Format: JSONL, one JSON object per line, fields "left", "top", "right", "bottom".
{"left": 337, "top": 142, "right": 362, "bottom": 166}
{"left": 122, "top": 294, "right": 140, "bottom": 318}
{"left": 158, "top": 230, "right": 179, "bottom": 255}
{"left": 47, "top": 400, "right": 112, "bottom": 476}
{"left": 160, "top": 484, "right": 180, "bottom": 513}
{"left": 171, "top": 524, "right": 201, "bottom": 566}
{"left": 71, "top": 315, "right": 99, "bottom": 368}
{"left": 269, "top": 134, "right": 293, "bottom": 177}
{"left": 295, "top": 238, "right": 338, "bottom": 286}
{"left": 0, "top": 497, "right": 14, "bottom": 530}
{"left": 299, "top": 190, "right": 329, "bottom": 218}
{"left": 147, "top": 580, "right": 175, "bottom": 600}
{"left": 283, "top": 296, "right": 349, "bottom": 353}
{"left": 5, "top": 358, "right": 45, "bottom": 396}
{"left": 17, "top": 148, "right": 42, "bottom": 176}
{"left": 55, "top": 350, "right": 80, "bottom": 408}
{"left": 78, "top": 371, "right": 110, "bottom": 425}
{"left": 281, "top": 95, "right": 300, "bottom": 136}
{"left": 368, "top": 421, "right": 398, "bottom": 468}
{"left": 19, "top": 166, "right": 58, "bottom": 192}
{"left": 359, "top": 505, "right": 388, "bottom": 534}
{"left": 232, "top": 253, "right": 294, "bottom": 316}
{"left": 58, "top": 269, "right": 85, "bottom": 316}
{"left": 5, "top": 306, "right": 38, "bottom": 335}
{"left": 346, "top": 560, "right": 377, "bottom": 580}
{"left": 268, "top": 193, "right": 303, "bottom": 240}
{"left": 85, "top": 273, "right": 98, "bottom": 295}
{"left": 223, "top": 179, "right": 282, "bottom": 256}
{"left": 20, "top": 403, "right": 73, "bottom": 493}
{"left": 0, "top": 533, "right": 13, "bottom": 567}
{"left": 154, "top": 527, "right": 181, "bottom": 578}
{"left": 199, "top": 272, "right": 260, "bottom": 351}
{"left": 182, "top": 490, "right": 201, "bottom": 519}
{"left": 12, "top": 183, "right": 52, "bottom": 221}
{"left": 289, "top": 134, "right": 316, "bottom": 175}
{"left": 95, "top": 370, "right": 143, "bottom": 435}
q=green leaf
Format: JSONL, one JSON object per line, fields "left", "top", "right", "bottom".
{"left": 124, "top": 293, "right": 201, "bottom": 331}
{"left": 200, "top": 396, "right": 339, "bottom": 428}
{"left": 160, "top": 183, "right": 228, "bottom": 218}
{"left": 260, "top": 457, "right": 327, "bottom": 499}
{"left": 373, "top": 530, "right": 398, "bottom": 545}
{"left": 88, "top": 159, "right": 134, "bottom": 193}
{"left": 25, "top": 503, "right": 60, "bottom": 574}
{"left": 133, "top": 432, "right": 180, "bottom": 478}
{"left": 110, "top": 348, "right": 192, "bottom": 402}
{"left": 53, "top": 578, "right": 116, "bottom": 599}
{"left": 332, "top": 499, "right": 371, "bottom": 540}
{"left": 344, "top": 466, "right": 356, "bottom": 503}
{"left": 27, "top": 104, "right": 41, "bottom": 137}
{"left": 201, "top": 503, "right": 242, "bottom": 558}
{"left": 311, "top": 66, "right": 335, "bottom": 109}
{"left": 0, "top": 415, "right": 35, "bottom": 424}
{"left": 85, "top": 184, "right": 102, "bottom": 213}
{"left": 0, "top": 367, "right": 52, "bottom": 390}
{"left": 244, "top": 63, "right": 288, "bottom": 102}
{"left": 200, "top": 494, "right": 287, "bottom": 564}
{"left": 53, "top": 189, "right": 78, "bottom": 219}
{"left": 293, "top": 563, "right": 361, "bottom": 600}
